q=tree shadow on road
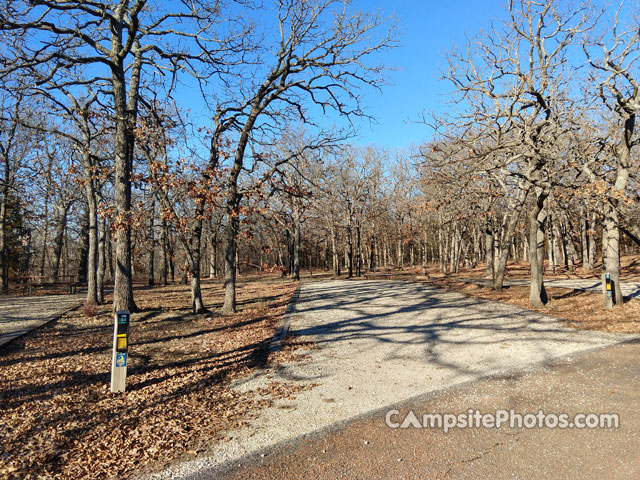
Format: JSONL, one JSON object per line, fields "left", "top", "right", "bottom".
{"left": 274, "top": 280, "right": 626, "bottom": 383}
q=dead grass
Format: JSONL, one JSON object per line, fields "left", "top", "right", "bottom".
{"left": 0, "top": 277, "right": 304, "bottom": 480}
{"left": 429, "top": 277, "right": 640, "bottom": 334}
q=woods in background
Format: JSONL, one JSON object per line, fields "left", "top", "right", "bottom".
{"left": 1, "top": 0, "right": 639, "bottom": 310}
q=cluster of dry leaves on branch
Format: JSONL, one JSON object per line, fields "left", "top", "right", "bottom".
{"left": 0, "top": 278, "right": 303, "bottom": 479}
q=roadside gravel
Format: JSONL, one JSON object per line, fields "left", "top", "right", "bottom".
{"left": 147, "top": 280, "right": 636, "bottom": 479}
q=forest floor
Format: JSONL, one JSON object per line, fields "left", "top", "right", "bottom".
{"left": 0, "top": 275, "right": 310, "bottom": 480}
{"left": 414, "top": 254, "right": 640, "bottom": 334}
{"left": 427, "top": 279, "right": 640, "bottom": 334}
{"left": 428, "top": 254, "right": 640, "bottom": 280}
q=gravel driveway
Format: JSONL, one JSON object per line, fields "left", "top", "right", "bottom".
{"left": 0, "top": 293, "right": 84, "bottom": 347}
{"left": 150, "top": 280, "right": 636, "bottom": 479}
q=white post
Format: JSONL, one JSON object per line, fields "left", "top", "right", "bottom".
{"left": 111, "top": 310, "right": 130, "bottom": 393}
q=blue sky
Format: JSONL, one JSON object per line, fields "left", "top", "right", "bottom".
{"left": 177, "top": 1, "right": 509, "bottom": 150}
{"left": 347, "top": 0, "right": 507, "bottom": 148}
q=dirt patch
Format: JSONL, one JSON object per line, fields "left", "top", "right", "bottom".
{"left": 0, "top": 277, "right": 305, "bottom": 480}
{"left": 429, "top": 277, "right": 640, "bottom": 334}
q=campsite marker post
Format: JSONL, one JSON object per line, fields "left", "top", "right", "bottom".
{"left": 603, "top": 273, "right": 614, "bottom": 310}
{"left": 111, "top": 310, "right": 130, "bottom": 393}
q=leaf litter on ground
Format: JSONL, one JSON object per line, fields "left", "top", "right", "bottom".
{"left": 0, "top": 277, "right": 313, "bottom": 480}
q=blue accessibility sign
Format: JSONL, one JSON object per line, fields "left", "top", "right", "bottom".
{"left": 115, "top": 352, "right": 127, "bottom": 367}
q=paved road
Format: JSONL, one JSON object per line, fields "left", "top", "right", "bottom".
{"left": 151, "top": 280, "right": 636, "bottom": 480}
{"left": 0, "top": 293, "right": 84, "bottom": 347}
{"left": 458, "top": 277, "right": 640, "bottom": 299}
{"left": 223, "top": 339, "right": 640, "bottom": 480}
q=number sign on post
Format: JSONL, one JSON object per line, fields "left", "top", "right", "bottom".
{"left": 111, "top": 310, "right": 130, "bottom": 393}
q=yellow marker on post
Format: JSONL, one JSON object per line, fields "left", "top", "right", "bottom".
{"left": 603, "top": 273, "right": 614, "bottom": 309}
{"left": 116, "top": 335, "right": 127, "bottom": 351}
{"left": 111, "top": 310, "right": 130, "bottom": 393}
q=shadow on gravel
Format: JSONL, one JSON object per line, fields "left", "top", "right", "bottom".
{"left": 285, "top": 280, "right": 618, "bottom": 380}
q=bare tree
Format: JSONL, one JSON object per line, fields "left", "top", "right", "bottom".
{"left": 138, "top": 99, "right": 220, "bottom": 313}
{"left": 200, "top": 0, "right": 397, "bottom": 312}
{"left": 438, "top": 0, "right": 592, "bottom": 306}
{"left": 584, "top": 1, "right": 640, "bottom": 306}
{"left": 0, "top": 0, "right": 228, "bottom": 311}
{"left": 0, "top": 86, "right": 35, "bottom": 292}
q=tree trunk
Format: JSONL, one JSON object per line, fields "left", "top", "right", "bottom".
{"left": 450, "top": 229, "right": 457, "bottom": 273}
{"left": 370, "top": 240, "right": 375, "bottom": 271}
{"left": 77, "top": 204, "right": 90, "bottom": 284}
{"left": 602, "top": 206, "right": 623, "bottom": 306}
{"left": 409, "top": 241, "right": 415, "bottom": 268}
{"left": 52, "top": 204, "right": 70, "bottom": 278}
{"left": 356, "top": 224, "right": 362, "bottom": 277}
{"left": 602, "top": 122, "right": 632, "bottom": 306}
{"left": 552, "top": 215, "right": 563, "bottom": 268}
{"left": 494, "top": 188, "right": 529, "bottom": 289}
{"left": 176, "top": 218, "right": 207, "bottom": 313}
{"left": 39, "top": 184, "right": 51, "bottom": 277}
{"left": 0, "top": 190, "right": 8, "bottom": 294}
{"left": 581, "top": 207, "right": 592, "bottom": 270}
{"left": 63, "top": 226, "right": 69, "bottom": 276}
{"left": 438, "top": 227, "right": 445, "bottom": 273}
{"left": 346, "top": 223, "right": 353, "bottom": 278}
{"left": 325, "top": 237, "right": 330, "bottom": 271}
{"left": 292, "top": 205, "right": 301, "bottom": 281}
{"left": 209, "top": 233, "right": 218, "bottom": 279}
{"left": 189, "top": 255, "right": 205, "bottom": 314}
{"left": 97, "top": 216, "right": 106, "bottom": 303}
{"left": 111, "top": 37, "right": 141, "bottom": 313}
{"left": 485, "top": 220, "right": 494, "bottom": 279}
{"left": 147, "top": 195, "right": 155, "bottom": 287}
{"left": 85, "top": 179, "right": 99, "bottom": 304}
{"left": 20, "top": 229, "right": 31, "bottom": 275}
{"left": 453, "top": 225, "right": 464, "bottom": 274}
{"left": 222, "top": 211, "right": 239, "bottom": 313}
{"left": 287, "top": 230, "right": 294, "bottom": 275}
{"left": 383, "top": 240, "right": 388, "bottom": 268}
{"left": 330, "top": 224, "right": 339, "bottom": 276}
{"left": 562, "top": 214, "right": 577, "bottom": 269}
{"left": 547, "top": 215, "right": 555, "bottom": 274}
{"left": 588, "top": 211, "right": 597, "bottom": 269}
{"left": 161, "top": 219, "right": 168, "bottom": 286}
{"left": 113, "top": 105, "right": 137, "bottom": 312}
{"left": 529, "top": 189, "right": 549, "bottom": 307}
{"left": 106, "top": 227, "right": 114, "bottom": 281}
{"left": 521, "top": 231, "right": 529, "bottom": 262}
